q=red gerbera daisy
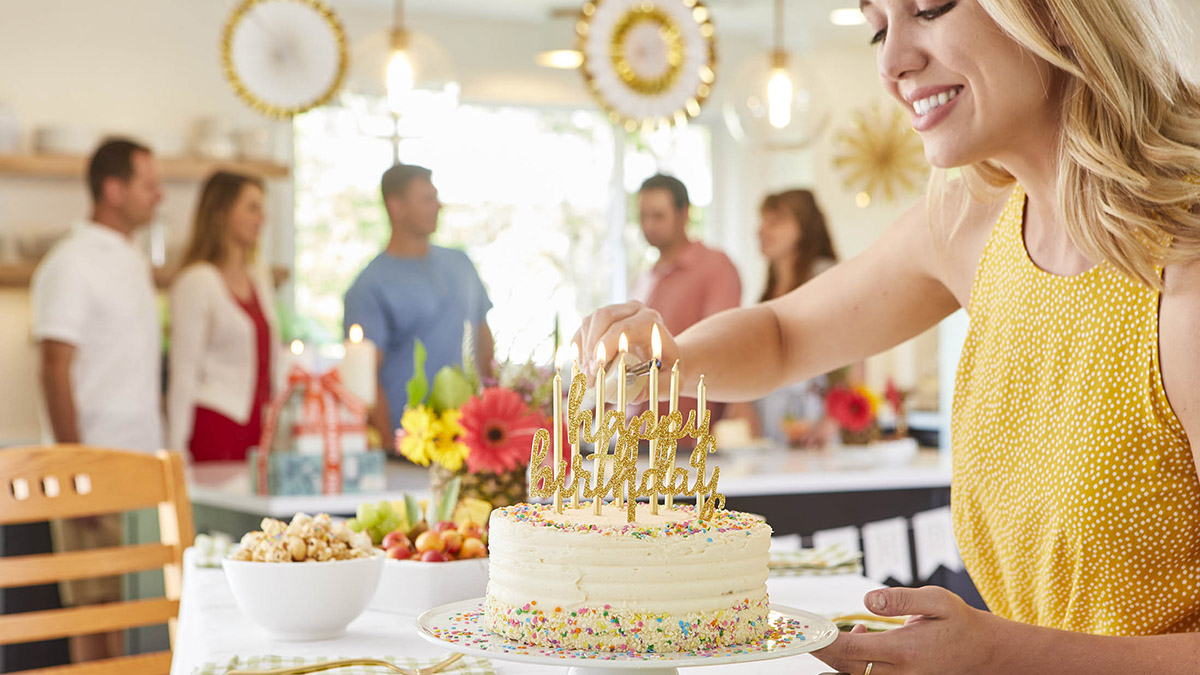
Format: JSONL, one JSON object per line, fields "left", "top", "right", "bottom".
{"left": 826, "top": 386, "right": 875, "bottom": 433}
{"left": 459, "top": 388, "right": 547, "bottom": 474}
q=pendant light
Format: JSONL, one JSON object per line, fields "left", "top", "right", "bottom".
{"left": 722, "top": 0, "right": 828, "bottom": 151}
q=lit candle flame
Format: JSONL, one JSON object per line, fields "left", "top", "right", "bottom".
{"left": 290, "top": 340, "right": 304, "bottom": 356}
{"left": 651, "top": 324, "right": 662, "bottom": 360}
{"left": 595, "top": 341, "right": 607, "bottom": 365}
{"left": 349, "top": 324, "right": 363, "bottom": 343}
{"left": 618, "top": 332, "right": 629, "bottom": 353}
{"left": 570, "top": 341, "right": 580, "bottom": 366}
{"left": 555, "top": 345, "right": 567, "bottom": 370}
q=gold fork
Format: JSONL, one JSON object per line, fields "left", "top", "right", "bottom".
{"left": 226, "top": 652, "right": 464, "bottom": 675}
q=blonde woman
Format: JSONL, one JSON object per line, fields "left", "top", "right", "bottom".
{"left": 579, "top": 0, "right": 1200, "bottom": 671}
{"left": 169, "top": 171, "right": 277, "bottom": 462}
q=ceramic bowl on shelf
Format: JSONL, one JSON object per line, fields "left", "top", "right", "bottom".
{"left": 369, "top": 556, "right": 489, "bottom": 615}
{"left": 32, "top": 126, "right": 100, "bottom": 156}
{"left": 222, "top": 551, "right": 384, "bottom": 641}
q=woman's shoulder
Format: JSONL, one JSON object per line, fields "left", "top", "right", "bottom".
{"left": 170, "top": 261, "right": 223, "bottom": 293}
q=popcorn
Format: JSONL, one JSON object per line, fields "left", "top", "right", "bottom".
{"left": 230, "top": 513, "right": 374, "bottom": 563}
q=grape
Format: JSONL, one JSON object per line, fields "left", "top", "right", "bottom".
{"left": 376, "top": 500, "right": 394, "bottom": 518}
{"left": 346, "top": 518, "right": 364, "bottom": 533}
{"left": 368, "top": 522, "right": 389, "bottom": 545}
{"left": 357, "top": 502, "right": 378, "bottom": 526}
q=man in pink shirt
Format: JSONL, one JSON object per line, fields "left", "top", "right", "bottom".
{"left": 631, "top": 174, "right": 741, "bottom": 421}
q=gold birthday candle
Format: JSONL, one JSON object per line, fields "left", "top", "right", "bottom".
{"left": 552, "top": 347, "right": 564, "bottom": 514}
{"left": 616, "top": 333, "right": 628, "bottom": 508}
{"left": 666, "top": 360, "right": 680, "bottom": 509}
{"left": 593, "top": 341, "right": 606, "bottom": 516}
{"left": 649, "top": 325, "right": 661, "bottom": 515}
{"left": 570, "top": 342, "right": 582, "bottom": 508}
{"left": 530, "top": 369, "right": 725, "bottom": 522}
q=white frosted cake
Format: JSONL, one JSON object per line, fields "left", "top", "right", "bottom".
{"left": 484, "top": 502, "right": 772, "bottom": 652}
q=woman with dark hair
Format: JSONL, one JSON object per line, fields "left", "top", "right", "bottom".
{"left": 168, "top": 171, "right": 277, "bottom": 462}
{"left": 757, "top": 189, "right": 838, "bottom": 303}
{"left": 726, "top": 189, "right": 841, "bottom": 446}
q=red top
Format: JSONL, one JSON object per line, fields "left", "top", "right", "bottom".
{"left": 188, "top": 287, "right": 272, "bottom": 463}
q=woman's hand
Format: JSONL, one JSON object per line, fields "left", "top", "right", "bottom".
{"left": 575, "top": 301, "right": 678, "bottom": 399}
{"left": 815, "top": 586, "right": 1001, "bottom": 675}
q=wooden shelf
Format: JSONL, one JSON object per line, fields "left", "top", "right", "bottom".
{"left": 0, "top": 154, "right": 290, "bottom": 180}
{"left": 0, "top": 263, "right": 290, "bottom": 290}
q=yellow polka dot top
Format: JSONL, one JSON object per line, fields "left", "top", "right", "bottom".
{"left": 951, "top": 184, "right": 1200, "bottom": 635}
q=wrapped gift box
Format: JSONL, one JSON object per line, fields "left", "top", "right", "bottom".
{"left": 252, "top": 366, "right": 377, "bottom": 495}
{"left": 249, "top": 448, "right": 386, "bottom": 496}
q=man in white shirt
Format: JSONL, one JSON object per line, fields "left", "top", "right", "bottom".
{"left": 29, "top": 137, "right": 164, "bottom": 664}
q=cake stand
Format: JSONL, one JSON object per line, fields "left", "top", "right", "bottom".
{"left": 416, "top": 598, "right": 838, "bottom": 675}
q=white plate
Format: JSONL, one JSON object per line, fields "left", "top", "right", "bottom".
{"left": 416, "top": 598, "right": 838, "bottom": 671}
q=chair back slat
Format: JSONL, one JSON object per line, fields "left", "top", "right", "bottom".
{"left": 10, "top": 649, "right": 173, "bottom": 675}
{"left": 0, "top": 597, "right": 180, "bottom": 645}
{"left": 0, "top": 445, "right": 193, "bottom": 674}
{"left": 0, "top": 446, "right": 168, "bottom": 525}
{"left": 0, "top": 543, "right": 175, "bottom": 588}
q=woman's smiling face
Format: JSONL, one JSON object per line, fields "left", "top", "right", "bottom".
{"left": 861, "top": 0, "right": 1065, "bottom": 168}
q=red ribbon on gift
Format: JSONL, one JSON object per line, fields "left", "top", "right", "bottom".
{"left": 257, "top": 365, "right": 368, "bottom": 495}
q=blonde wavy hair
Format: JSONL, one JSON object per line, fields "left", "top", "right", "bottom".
{"left": 937, "top": 0, "right": 1200, "bottom": 288}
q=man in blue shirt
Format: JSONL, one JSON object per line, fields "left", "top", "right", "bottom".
{"left": 344, "top": 163, "right": 494, "bottom": 448}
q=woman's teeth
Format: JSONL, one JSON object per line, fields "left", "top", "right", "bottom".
{"left": 913, "top": 87, "right": 959, "bottom": 115}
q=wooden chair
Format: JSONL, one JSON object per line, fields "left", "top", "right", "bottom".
{"left": 0, "top": 445, "right": 194, "bottom": 675}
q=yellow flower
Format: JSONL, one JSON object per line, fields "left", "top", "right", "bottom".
{"left": 397, "top": 406, "right": 438, "bottom": 466}
{"left": 428, "top": 409, "right": 470, "bottom": 472}
{"left": 853, "top": 385, "right": 882, "bottom": 418}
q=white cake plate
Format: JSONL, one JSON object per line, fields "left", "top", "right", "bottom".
{"left": 416, "top": 598, "right": 838, "bottom": 675}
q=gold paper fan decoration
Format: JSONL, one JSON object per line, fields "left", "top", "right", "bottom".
{"left": 832, "top": 103, "right": 927, "bottom": 204}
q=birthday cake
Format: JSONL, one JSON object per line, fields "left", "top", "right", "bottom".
{"left": 484, "top": 501, "right": 772, "bottom": 652}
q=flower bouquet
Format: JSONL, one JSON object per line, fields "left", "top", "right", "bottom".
{"left": 824, "top": 379, "right": 909, "bottom": 446}
{"left": 395, "top": 338, "right": 565, "bottom": 509}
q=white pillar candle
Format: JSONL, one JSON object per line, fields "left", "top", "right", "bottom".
{"left": 342, "top": 324, "right": 377, "bottom": 407}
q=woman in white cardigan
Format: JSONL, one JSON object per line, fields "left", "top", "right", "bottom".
{"left": 168, "top": 171, "right": 278, "bottom": 461}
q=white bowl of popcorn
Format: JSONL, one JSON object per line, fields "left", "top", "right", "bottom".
{"left": 223, "top": 513, "right": 384, "bottom": 641}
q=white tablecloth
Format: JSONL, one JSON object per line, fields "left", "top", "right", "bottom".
{"left": 170, "top": 548, "right": 881, "bottom": 675}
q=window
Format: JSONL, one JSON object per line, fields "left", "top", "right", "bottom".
{"left": 292, "top": 95, "right": 712, "bottom": 365}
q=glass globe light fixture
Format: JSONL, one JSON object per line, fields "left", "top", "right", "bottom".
{"left": 722, "top": 0, "right": 829, "bottom": 151}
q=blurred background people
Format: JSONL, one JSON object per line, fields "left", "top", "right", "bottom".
{"left": 29, "top": 137, "right": 164, "bottom": 663}
{"left": 168, "top": 171, "right": 277, "bottom": 462}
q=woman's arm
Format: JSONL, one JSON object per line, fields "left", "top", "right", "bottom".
{"left": 581, "top": 197, "right": 961, "bottom": 401}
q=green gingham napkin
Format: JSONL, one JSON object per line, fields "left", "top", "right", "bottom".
{"left": 193, "top": 655, "right": 493, "bottom": 675}
{"left": 769, "top": 545, "right": 863, "bottom": 576}
{"left": 194, "top": 533, "right": 237, "bottom": 567}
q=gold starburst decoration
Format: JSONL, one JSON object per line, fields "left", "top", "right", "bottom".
{"left": 832, "top": 102, "right": 927, "bottom": 204}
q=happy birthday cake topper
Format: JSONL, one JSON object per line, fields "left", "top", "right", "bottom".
{"left": 529, "top": 328, "right": 725, "bottom": 523}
